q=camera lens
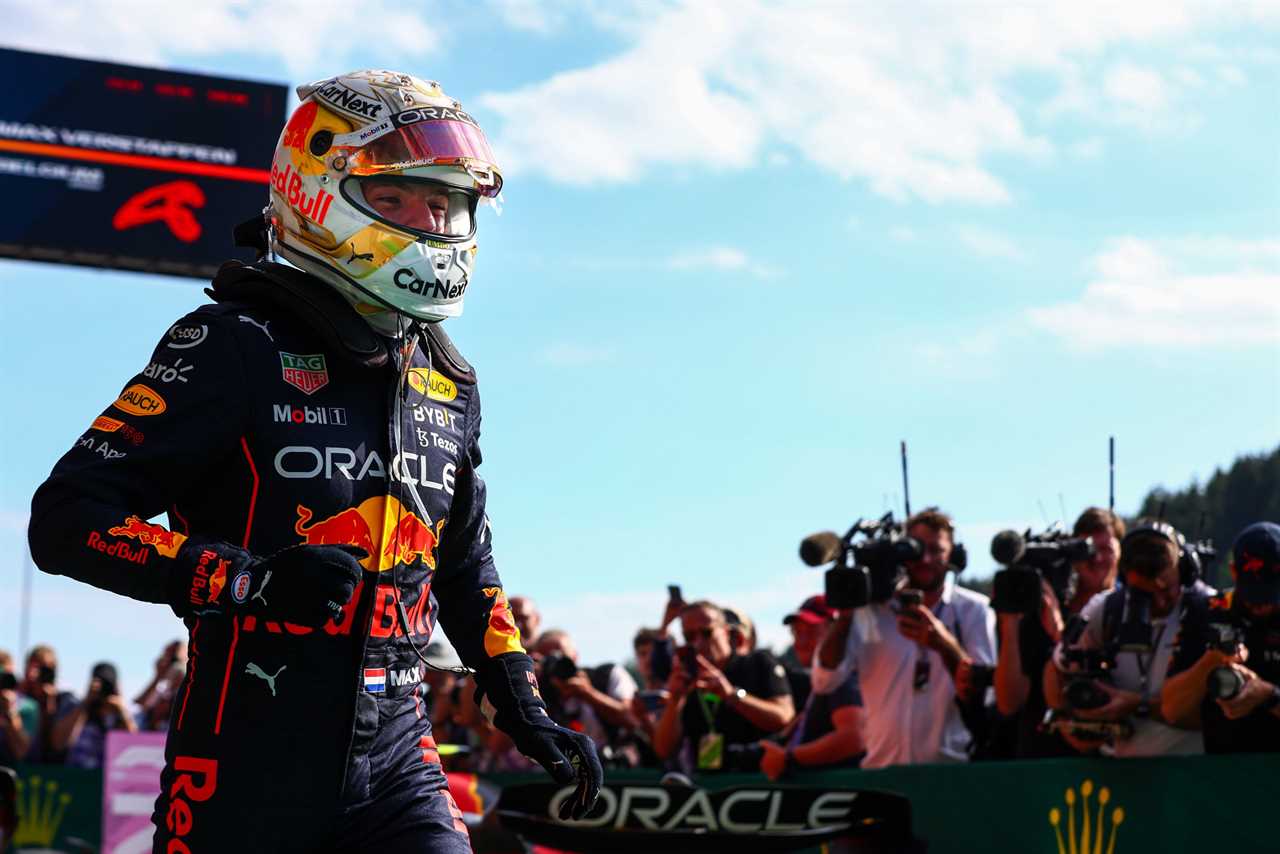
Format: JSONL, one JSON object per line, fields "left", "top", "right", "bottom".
{"left": 1208, "top": 667, "right": 1245, "bottom": 701}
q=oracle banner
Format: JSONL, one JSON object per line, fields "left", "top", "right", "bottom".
{"left": 0, "top": 47, "right": 286, "bottom": 278}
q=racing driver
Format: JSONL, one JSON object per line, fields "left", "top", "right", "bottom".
{"left": 28, "top": 70, "right": 601, "bottom": 852}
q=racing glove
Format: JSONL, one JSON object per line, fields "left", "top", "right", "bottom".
{"left": 169, "top": 540, "right": 365, "bottom": 626}
{"left": 474, "top": 652, "right": 603, "bottom": 820}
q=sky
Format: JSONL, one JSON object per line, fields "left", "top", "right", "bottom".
{"left": 1, "top": 0, "right": 1278, "bottom": 697}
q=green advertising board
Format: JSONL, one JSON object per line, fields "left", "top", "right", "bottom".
{"left": 9, "top": 754, "right": 1277, "bottom": 852}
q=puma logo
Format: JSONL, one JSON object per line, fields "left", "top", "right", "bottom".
{"left": 346, "top": 244, "right": 374, "bottom": 264}
{"left": 238, "top": 315, "right": 273, "bottom": 341}
{"left": 245, "top": 663, "right": 286, "bottom": 696}
{"left": 252, "top": 570, "right": 272, "bottom": 607}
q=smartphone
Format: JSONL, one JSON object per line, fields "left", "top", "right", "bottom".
{"left": 637, "top": 689, "right": 668, "bottom": 714}
{"left": 895, "top": 588, "right": 924, "bottom": 612}
{"left": 37, "top": 664, "right": 56, "bottom": 685}
{"left": 678, "top": 646, "right": 699, "bottom": 675}
{"left": 668, "top": 584, "right": 683, "bottom": 603}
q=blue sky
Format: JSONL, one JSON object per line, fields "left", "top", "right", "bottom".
{"left": 1, "top": 1, "right": 1278, "bottom": 695}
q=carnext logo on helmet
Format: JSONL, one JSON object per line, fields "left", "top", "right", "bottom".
{"left": 316, "top": 82, "right": 383, "bottom": 119}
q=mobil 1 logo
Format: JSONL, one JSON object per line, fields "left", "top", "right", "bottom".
{"left": 273, "top": 404, "right": 348, "bottom": 426}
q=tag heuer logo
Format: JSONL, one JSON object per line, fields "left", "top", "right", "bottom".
{"left": 279, "top": 352, "right": 329, "bottom": 395}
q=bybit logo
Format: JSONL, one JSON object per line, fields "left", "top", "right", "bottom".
{"left": 13, "top": 774, "right": 74, "bottom": 848}
{"left": 1048, "top": 779, "right": 1125, "bottom": 854}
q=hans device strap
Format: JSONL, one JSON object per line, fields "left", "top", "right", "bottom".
{"left": 208, "top": 260, "right": 388, "bottom": 369}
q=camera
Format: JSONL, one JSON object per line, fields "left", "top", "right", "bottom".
{"left": 801, "top": 513, "right": 924, "bottom": 609}
{"left": 1060, "top": 647, "right": 1116, "bottom": 710}
{"left": 990, "top": 527, "right": 1094, "bottom": 615}
{"left": 1180, "top": 539, "right": 1218, "bottom": 587}
{"left": 1205, "top": 621, "right": 1247, "bottom": 700}
{"left": 1056, "top": 617, "right": 1117, "bottom": 712}
{"left": 722, "top": 742, "right": 765, "bottom": 772}
{"left": 541, "top": 653, "right": 579, "bottom": 683}
{"left": 1114, "top": 587, "right": 1154, "bottom": 652}
{"left": 37, "top": 664, "right": 56, "bottom": 685}
{"left": 0, "top": 672, "right": 17, "bottom": 692}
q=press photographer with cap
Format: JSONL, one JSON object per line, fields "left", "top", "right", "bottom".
{"left": 758, "top": 595, "right": 865, "bottom": 780}
{"left": 1044, "top": 520, "right": 1204, "bottom": 756}
{"left": 1161, "top": 521, "right": 1280, "bottom": 752}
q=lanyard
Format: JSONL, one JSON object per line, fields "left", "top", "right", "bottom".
{"left": 1135, "top": 621, "right": 1168, "bottom": 700}
{"left": 696, "top": 691, "right": 719, "bottom": 733}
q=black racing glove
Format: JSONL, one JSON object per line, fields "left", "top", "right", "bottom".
{"left": 475, "top": 653, "right": 603, "bottom": 820}
{"left": 169, "top": 540, "right": 365, "bottom": 625}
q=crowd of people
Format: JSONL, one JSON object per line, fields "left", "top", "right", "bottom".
{"left": 4, "top": 512, "right": 1278, "bottom": 777}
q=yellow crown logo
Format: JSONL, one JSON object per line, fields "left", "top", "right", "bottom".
{"left": 12, "top": 775, "right": 73, "bottom": 848}
{"left": 1048, "top": 779, "right": 1125, "bottom": 854}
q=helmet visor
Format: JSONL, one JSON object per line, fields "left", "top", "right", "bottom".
{"left": 346, "top": 118, "right": 501, "bottom": 196}
{"left": 344, "top": 175, "right": 477, "bottom": 239}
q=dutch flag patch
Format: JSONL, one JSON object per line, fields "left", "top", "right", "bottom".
{"left": 363, "top": 667, "right": 386, "bottom": 694}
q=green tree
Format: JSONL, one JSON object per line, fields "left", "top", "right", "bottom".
{"left": 1136, "top": 446, "right": 1280, "bottom": 588}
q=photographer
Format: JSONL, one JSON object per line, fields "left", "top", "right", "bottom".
{"left": 17, "top": 645, "right": 77, "bottom": 763}
{"left": 1161, "top": 522, "right": 1280, "bottom": 752}
{"left": 759, "top": 595, "right": 865, "bottom": 780}
{"left": 994, "top": 508, "right": 1122, "bottom": 757}
{"left": 813, "top": 509, "right": 995, "bottom": 768}
{"left": 52, "top": 662, "right": 137, "bottom": 769}
{"left": 0, "top": 652, "right": 34, "bottom": 764}
{"left": 1044, "top": 521, "right": 1204, "bottom": 756}
{"left": 534, "top": 630, "right": 639, "bottom": 758}
{"left": 653, "top": 601, "right": 793, "bottom": 771}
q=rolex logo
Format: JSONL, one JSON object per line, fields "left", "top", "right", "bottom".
{"left": 13, "top": 775, "right": 73, "bottom": 849}
{"left": 1048, "top": 779, "right": 1125, "bottom": 854}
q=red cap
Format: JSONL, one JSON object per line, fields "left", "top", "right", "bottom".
{"left": 783, "top": 594, "right": 834, "bottom": 626}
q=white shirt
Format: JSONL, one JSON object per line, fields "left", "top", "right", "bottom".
{"left": 1076, "top": 589, "right": 1204, "bottom": 758}
{"left": 811, "top": 573, "right": 996, "bottom": 769}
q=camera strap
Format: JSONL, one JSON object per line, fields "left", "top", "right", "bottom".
{"left": 695, "top": 691, "right": 719, "bottom": 733}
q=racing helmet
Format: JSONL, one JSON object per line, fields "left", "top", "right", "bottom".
{"left": 266, "top": 70, "right": 502, "bottom": 322}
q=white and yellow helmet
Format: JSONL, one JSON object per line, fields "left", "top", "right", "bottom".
{"left": 267, "top": 70, "right": 502, "bottom": 322}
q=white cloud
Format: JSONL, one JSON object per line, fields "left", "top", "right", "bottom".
{"left": 1068, "top": 137, "right": 1106, "bottom": 159}
{"left": 955, "top": 225, "right": 1027, "bottom": 260}
{"left": 4, "top": 0, "right": 441, "bottom": 78}
{"left": 478, "top": 1, "right": 1276, "bottom": 201}
{"left": 1218, "top": 64, "right": 1247, "bottom": 85}
{"left": 664, "top": 245, "right": 776, "bottom": 277}
{"left": 1028, "top": 237, "right": 1280, "bottom": 350}
{"left": 889, "top": 226, "right": 918, "bottom": 243}
{"left": 1104, "top": 63, "right": 1169, "bottom": 112}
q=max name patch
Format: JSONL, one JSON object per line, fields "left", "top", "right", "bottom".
{"left": 280, "top": 352, "right": 329, "bottom": 395}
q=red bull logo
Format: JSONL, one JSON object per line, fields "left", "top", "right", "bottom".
{"left": 108, "top": 515, "right": 186, "bottom": 558}
{"left": 294, "top": 496, "right": 445, "bottom": 572}
{"left": 481, "top": 586, "right": 525, "bottom": 657}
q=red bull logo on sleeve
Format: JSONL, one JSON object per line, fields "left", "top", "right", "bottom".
{"left": 294, "top": 496, "right": 446, "bottom": 572}
{"left": 107, "top": 515, "right": 187, "bottom": 558}
{"left": 481, "top": 587, "right": 525, "bottom": 657}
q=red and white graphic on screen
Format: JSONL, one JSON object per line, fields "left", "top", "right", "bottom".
{"left": 112, "top": 181, "right": 206, "bottom": 242}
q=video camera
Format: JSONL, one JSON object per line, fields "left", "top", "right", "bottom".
{"left": 990, "top": 526, "right": 1094, "bottom": 614}
{"left": 799, "top": 513, "right": 923, "bottom": 609}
